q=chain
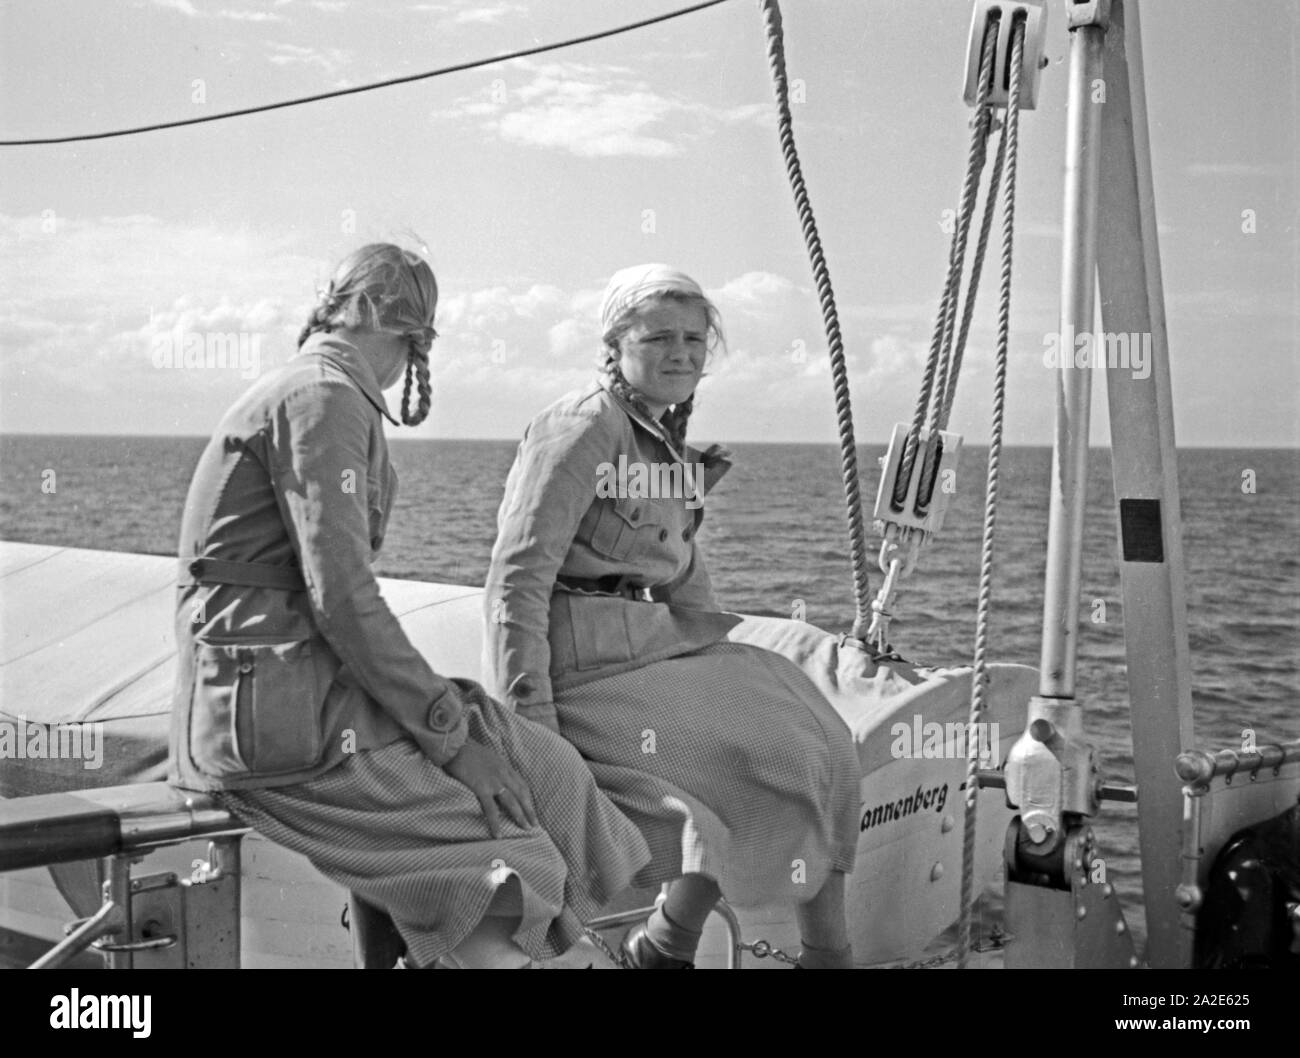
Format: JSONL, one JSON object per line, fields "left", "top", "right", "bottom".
{"left": 583, "top": 926, "right": 1005, "bottom": 969}
{"left": 893, "top": 938, "right": 1006, "bottom": 970}
{"left": 740, "top": 938, "right": 802, "bottom": 966}
{"left": 892, "top": 924, "right": 1009, "bottom": 969}
{"left": 584, "top": 926, "right": 803, "bottom": 967}
{"left": 582, "top": 926, "right": 629, "bottom": 968}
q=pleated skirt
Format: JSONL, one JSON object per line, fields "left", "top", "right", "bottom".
{"left": 555, "top": 640, "right": 861, "bottom": 908}
{"left": 217, "top": 695, "right": 651, "bottom": 968}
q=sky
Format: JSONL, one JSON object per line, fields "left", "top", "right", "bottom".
{"left": 0, "top": 0, "right": 1296, "bottom": 446}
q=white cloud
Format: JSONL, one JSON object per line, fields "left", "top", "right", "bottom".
{"left": 217, "top": 8, "right": 286, "bottom": 21}
{"left": 0, "top": 214, "right": 322, "bottom": 431}
{"left": 0, "top": 219, "right": 1011, "bottom": 442}
{"left": 150, "top": 0, "right": 286, "bottom": 20}
{"left": 267, "top": 43, "right": 351, "bottom": 75}
{"left": 496, "top": 93, "right": 678, "bottom": 158}
{"left": 409, "top": 1, "right": 524, "bottom": 23}
{"left": 713, "top": 271, "right": 802, "bottom": 319}
{"left": 867, "top": 333, "right": 928, "bottom": 377}
{"left": 547, "top": 317, "right": 595, "bottom": 359}
{"left": 435, "top": 60, "right": 771, "bottom": 159}
{"left": 445, "top": 3, "right": 526, "bottom": 26}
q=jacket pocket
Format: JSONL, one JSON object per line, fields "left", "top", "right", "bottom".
{"left": 189, "top": 638, "right": 328, "bottom": 778}
{"left": 555, "top": 593, "right": 635, "bottom": 672}
{"left": 587, "top": 496, "right": 661, "bottom": 561}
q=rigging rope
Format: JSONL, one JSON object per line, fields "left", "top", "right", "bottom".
{"left": 0, "top": 0, "right": 735, "bottom": 146}
{"left": 757, "top": 0, "right": 873, "bottom": 640}
{"left": 867, "top": 18, "right": 1007, "bottom": 657}
{"left": 940, "top": 111, "right": 1008, "bottom": 429}
{"left": 893, "top": 18, "right": 998, "bottom": 515}
{"left": 957, "top": 13, "right": 1026, "bottom": 970}
{"left": 928, "top": 44, "right": 998, "bottom": 434}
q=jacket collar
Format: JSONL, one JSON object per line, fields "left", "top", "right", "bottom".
{"left": 297, "top": 333, "right": 401, "bottom": 426}
{"left": 596, "top": 374, "right": 688, "bottom": 463}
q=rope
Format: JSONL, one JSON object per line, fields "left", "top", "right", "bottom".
{"left": 928, "top": 105, "right": 995, "bottom": 436}
{"left": 757, "top": 0, "right": 872, "bottom": 638}
{"left": 941, "top": 112, "right": 1008, "bottom": 427}
{"left": 892, "top": 18, "right": 999, "bottom": 512}
{"left": 957, "top": 14, "right": 1025, "bottom": 969}
{"left": 874, "top": 18, "right": 1001, "bottom": 648}
{"left": 0, "top": 0, "right": 736, "bottom": 146}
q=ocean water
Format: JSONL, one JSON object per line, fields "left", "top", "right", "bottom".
{"left": 2, "top": 433, "right": 1297, "bottom": 949}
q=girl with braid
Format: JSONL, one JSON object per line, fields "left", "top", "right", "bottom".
{"left": 171, "top": 244, "right": 649, "bottom": 968}
{"left": 484, "top": 264, "right": 860, "bottom": 968}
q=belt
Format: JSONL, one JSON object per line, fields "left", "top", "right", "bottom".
{"left": 555, "top": 573, "right": 649, "bottom": 600}
{"left": 180, "top": 556, "right": 307, "bottom": 592}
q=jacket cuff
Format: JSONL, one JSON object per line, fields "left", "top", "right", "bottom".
{"left": 412, "top": 683, "right": 470, "bottom": 766}
{"left": 505, "top": 670, "right": 553, "bottom": 713}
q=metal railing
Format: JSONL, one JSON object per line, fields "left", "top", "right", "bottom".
{"left": 4, "top": 781, "right": 753, "bottom": 969}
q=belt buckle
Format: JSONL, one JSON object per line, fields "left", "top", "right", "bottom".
{"left": 619, "top": 577, "right": 650, "bottom": 602}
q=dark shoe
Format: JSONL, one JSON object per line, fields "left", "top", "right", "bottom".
{"left": 620, "top": 926, "right": 695, "bottom": 969}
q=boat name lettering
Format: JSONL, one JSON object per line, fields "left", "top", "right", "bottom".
{"left": 860, "top": 782, "right": 948, "bottom": 832}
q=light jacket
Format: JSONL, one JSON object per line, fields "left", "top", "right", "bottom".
{"left": 483, "top": 378, "right": 739, "bottom": 729}
{"left": 169, "top": 333, "right": 468, "bottom": 791}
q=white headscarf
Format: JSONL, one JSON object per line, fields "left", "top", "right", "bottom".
{"left": 599, "top": 263, "right": 708, "bottom": 344}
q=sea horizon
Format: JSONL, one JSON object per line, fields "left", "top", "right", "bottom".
{"left": 2, "top": 431, "right": 1296, "bottom": 452}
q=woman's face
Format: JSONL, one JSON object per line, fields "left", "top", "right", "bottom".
{"left": 375, "top": 331, "right": 415, "bottom": 389}
{"left": 614, "top": 299, "right": 708, "bottom": 416}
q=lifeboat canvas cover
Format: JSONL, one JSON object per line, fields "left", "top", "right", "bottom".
{"left": 0, "top": 541, "right": 1037, "bottom": 965}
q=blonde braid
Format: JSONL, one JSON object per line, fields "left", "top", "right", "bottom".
{"left": 297, "top": 283, "right": 341, "bottom": 347}
{"left": 660, "top": 393, "right": 694, "bottom": 455}
{"left": 401, "top": 345, "right": 432, "bottom": 426}
{"left": 299, "top": 247, "right": 439, "bottom": 429}
{"left": 603, "top": 357, "right": 692, "bottom": 454}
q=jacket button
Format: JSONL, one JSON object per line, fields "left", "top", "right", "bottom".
{"left": 429, "top": 704, "right": 454, "bottom": 729}
{"left": 189, "top": 560, "right": 203, "bottom": 576}
{"left": 238, "top": 662, "right": 253, "bottom": 674}
{"left": 682, "top": 527, "right": 692, "bottom": 541}
{"left": 514, "top": 679, "right": 533, "bottom": 699}
{"left": 658, "top": 528, "right": 668, "bottom": 542}
{"left": 629, "top": 508, "right": 640, "bottom": 522}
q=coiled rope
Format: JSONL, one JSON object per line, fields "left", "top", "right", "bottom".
{"left": 957, "top": 13, "right": 1026, "bottom": 969}
{"left": 757, "top": 0, "right": 872, "bottom": 639}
